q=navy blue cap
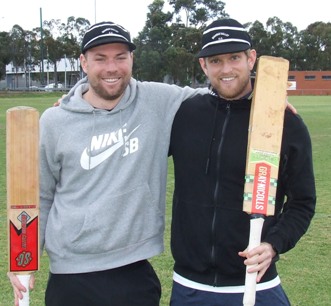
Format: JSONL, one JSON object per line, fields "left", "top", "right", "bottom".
{"left": 82, "top": 21, "right": 136, "bottom": 53}
{"left": 198, "top": 18, "right": 252, "bottom": 58}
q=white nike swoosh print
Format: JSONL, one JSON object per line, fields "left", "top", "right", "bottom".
{"left": 80, "top": 139, "right": 124, "bottom": 170}
{"left": 80, "top": 125, "right": 140, "bottom": 170}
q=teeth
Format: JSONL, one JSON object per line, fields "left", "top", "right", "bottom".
{"left": 104, "top": 78, "right": 118, "bottom": 83}
{"left": 222, "top": 77, "right": 235, "bottom": 81}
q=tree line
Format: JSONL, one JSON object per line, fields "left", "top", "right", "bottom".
{"left": 0, "top": 0, "right": 330, "bottom": 86}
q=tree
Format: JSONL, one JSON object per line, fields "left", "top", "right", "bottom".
{"left": 298, "top": 22, "right": 331, "bottom": 70}
{"left": 248, "top": 21, "right": 268, "bottom": 57}
{"left": 1, "top": 9, "right": 330, "bottom": 87}
{"left": 169, "top": 0, "right": 228, "bottom": 27}
{"left": 133, "top": 0, "right": 173, "bottom": 81}
{"left": 41, "top": 18, "right": 89, "bottom": 86}
{"left": 61, "top": 16, "right": 90, "bottom": 59}
{"left": 166, "top": 24, "right": 202, "bottom": 85}
{"left": 0, "top": 31, "right": 11, "bottom": 80}
{"left": 133, "top": 0, "right": 229, "bottom": 84}
{"left": 265, "top": 17, "right": 298, "bottom": 61}
{"left": 166, "top": 0, "right": 228, "bottom": 84}
{"left": 249, "top": 18, "right": 300, "bottom": 70}
{"left": 9, "top": 25, "right": 27, "bottom": 88}
{"left": 24, "top": 30, "right": 39, "bottom": 87}
{"left": 60, "top": 17, "right": 90, "bottom": 85}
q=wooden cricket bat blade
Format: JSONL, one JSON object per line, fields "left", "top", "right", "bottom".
{"left": 242, "top": 56, "right": 289, "bottom": 306}
{"left": 7, "top": 106, "right": 40, "bottom": 306}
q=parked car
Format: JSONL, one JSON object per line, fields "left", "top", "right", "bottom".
{"left": 29, "top": 85, "right": 42, "bottom": 91}
{"left": 44, "top": 83, "right": 63, "bottom": 91}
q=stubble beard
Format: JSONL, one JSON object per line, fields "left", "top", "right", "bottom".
{"left": 90, "top": 73, "right": 131, "bottom": 102}
{"left": 217, "top": 74, "right": 251, "bottom": 100}
{"left": 92, "top": 80, "right": 126, "bottom": 102}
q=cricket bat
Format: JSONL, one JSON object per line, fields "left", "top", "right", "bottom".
{"left": 243, "top": 56, "right": 289, "bottom": 306}
{"left": 7, "top": 107, "right": 40, "bottom": 306}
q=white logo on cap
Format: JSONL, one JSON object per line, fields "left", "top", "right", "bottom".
{"left": 102, "top": 27, "right": 119, "bottom": 34}
{"left": 212, "top": 32, "right": 229, "bottom": 40}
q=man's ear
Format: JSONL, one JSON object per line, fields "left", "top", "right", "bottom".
{"left": 248, "top": 49, "right": 257, "bottom": 70}
{"left": 199, "top": 58, "right": 208, "bottom": 76}
{"left": 80, "top": 53, "right": 88, "bottom": 74}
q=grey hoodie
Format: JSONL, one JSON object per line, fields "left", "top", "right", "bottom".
{"left": 39, "top": 77, "right": 206, "bottom": 273}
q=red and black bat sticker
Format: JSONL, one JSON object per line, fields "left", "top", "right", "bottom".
{"left": 9, "top": 211, "right": 39, "bottom": 272}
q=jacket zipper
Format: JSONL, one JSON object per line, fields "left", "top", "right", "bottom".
{"left": 211, "top": 102, "right": 231, "bottom": 286}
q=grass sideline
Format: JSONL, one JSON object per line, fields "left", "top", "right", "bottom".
{"left": 0, "top": 94, "right": 330, "bottom": 306}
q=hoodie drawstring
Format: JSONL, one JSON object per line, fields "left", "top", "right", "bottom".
{"left": 88, "top": 110, "right": 97, "bottom": 170}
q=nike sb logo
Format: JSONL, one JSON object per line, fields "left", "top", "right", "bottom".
{"left": 80, "top": 124, "right": 140, "bottom": 170}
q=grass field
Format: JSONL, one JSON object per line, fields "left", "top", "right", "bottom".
{"left": 0, "top": 93, "right": 330, "bottom": 306}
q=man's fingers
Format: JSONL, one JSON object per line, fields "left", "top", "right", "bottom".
{"left": 29, "top": 273, "right": 35, "bottom": 290}
{"left": 53, "top": 94, "right": 67, "bottom": 107}
{"left": 286, "top": 99, "right": 297, "bottom": 114}
{"left": 7, "top": 272, "right": 24, "bottom": 289}
{"left": 256, "top": 265, "right": 269, "bottom": 282}
{"left": 7, "top": 272, "right": 28, "bottom": 303}
{"left": 14, "top": 286, "right": 24, "bottom": 299}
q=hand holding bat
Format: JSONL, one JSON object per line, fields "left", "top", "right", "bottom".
{"left": 7, "top": 107, "right": 40, "bottom": 306}
{"left": 7, "top": 272, "right": 35, "bottom": 306}
{"left": 239, "top": 242, "right": 276, "bottom": 283}
{"left": 242, "top": 56, "right": 289, "bottom": 306}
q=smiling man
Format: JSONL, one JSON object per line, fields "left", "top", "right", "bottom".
{"left": 7, "top": 21, "right": 208, "bottom": 306}
{"left": 169, "top": 18, "right": 316, "bottom": 306}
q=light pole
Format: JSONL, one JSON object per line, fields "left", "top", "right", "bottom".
{"left": 27, "top": 34, "right": 32, "bottom": 88}
{"left": 64, "top": 54, "right": 67, "bottom": 89}
{"left": 94, "top": 0, "right": 97, "bottom": 23}
{"left": 46, "top": 47, "right": 49, "bottom": 85}
{"left": 40, "top": 8, "right": 45, "bottom": 85}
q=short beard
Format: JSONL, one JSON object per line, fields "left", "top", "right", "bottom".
{"left": 218, "top": 73, "right": 251, "bottom": 100}
{"left": 90, "top": 78, "right": 128, "bottom": 102}
{"left": 94, "top": 86, "right": 123, "bottom": 101}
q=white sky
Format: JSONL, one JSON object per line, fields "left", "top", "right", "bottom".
{"left": 1, "top": 0, "right": 330, "bottom": 39}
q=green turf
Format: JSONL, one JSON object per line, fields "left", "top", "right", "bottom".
{"left": 0, "top": 94, "right": 330, "bottom": 306}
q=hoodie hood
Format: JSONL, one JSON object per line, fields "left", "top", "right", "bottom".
{"left": 60, "top": 76, "right": 138, "bottom": 114}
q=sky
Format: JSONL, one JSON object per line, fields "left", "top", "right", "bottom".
{"left": 1, "top": 0, "right": 330, "bottom": 39}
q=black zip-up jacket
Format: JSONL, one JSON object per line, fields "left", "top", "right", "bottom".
{"left": 169, "top": 90, "right": 316, "bottom": 287}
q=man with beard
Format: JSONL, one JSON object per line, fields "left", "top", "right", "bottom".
{"left": 169, "top": 18, "right": 316, "bottom": 306}
{"left": 8, "top": 21, "right": 208, "bottom": 306}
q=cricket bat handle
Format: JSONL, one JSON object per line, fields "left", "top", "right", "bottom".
{"left": 243, "top": 216, "right": 265, "bottom": 306}
{"left": 17, "top": 274, "right": 31, "bottom": 306}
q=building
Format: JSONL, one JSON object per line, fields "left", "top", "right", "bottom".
{"left": 287, "top": 71, "right": 331, "bottom": 96}
{"left": 3, "top": 59, "right": 331, "bottom": 95}
{"left": 4, "top": 57, "right": 81, "bottom": 90}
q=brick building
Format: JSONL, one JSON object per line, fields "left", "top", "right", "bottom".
{"left": 287, "top": 71, "right": 331, "bottom": 96}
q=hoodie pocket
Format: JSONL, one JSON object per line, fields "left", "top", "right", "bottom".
{"left": 70, "top": 184, "right": 163, "bottom": 254}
